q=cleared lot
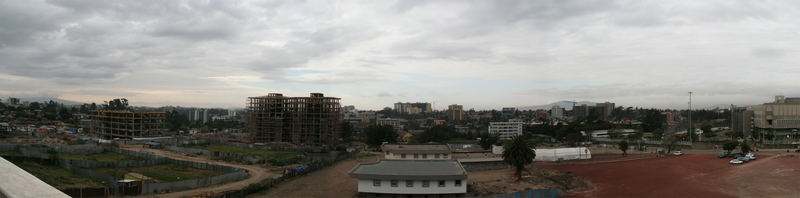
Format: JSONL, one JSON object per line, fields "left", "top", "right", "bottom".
{"left": 548, "top": 153, "right": 800, "bottom": 198}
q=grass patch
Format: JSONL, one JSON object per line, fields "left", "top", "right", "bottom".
{"left": 91, "top": 163, "right": 224, "bottom": 182}
{"left": 187, "top": 144, "right": 302, "bottom": 161}
{"left": 57, "top": 152, "right": 142, "bottom": 162}
{"left": 0, "top": 150, "right": 24, "bottom": 157}
{"left": 15, "top": 161, "right": 104, "bottom": 189}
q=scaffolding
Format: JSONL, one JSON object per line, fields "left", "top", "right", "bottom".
{"left": 247, "top": 93, "right": 342, "bottom": 146}
{"left": 89, "top": 110, "right": 166, "bottom": 139}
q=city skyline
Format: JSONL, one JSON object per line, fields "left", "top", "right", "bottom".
{"left": 3, "top": 1, "right": 800, "bottom": 110}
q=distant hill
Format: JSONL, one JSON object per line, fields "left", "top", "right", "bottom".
{"left": 10, "top": 96, "right": 85, "bottom": 106}
{"left": 518, "top": 100, "right": 596, "bottom": 111}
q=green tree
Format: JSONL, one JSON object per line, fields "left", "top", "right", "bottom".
{"left": 662, "top": 134, "right": 680, "bottom": 153}
{"left": 478, "top": 133, "right": 499, "bottom": 150}
{"left": 341, "top": 121, "right": 354, "bottom": 142}
{"left": 723, "top": 141, "right": 739, "bottom": 154}
{"left": 740, "top": 140, "right": 752, "bottom": 154}
{"left": 103, "top": 98, "right": 130, "bottom": 110}
{"left": 413, "top": 125, "right": 458, "bottom": 143}
{"left": 502, "top": 135, "right": 536, "bottom": 178}
{"left": 566, "top": 133, "right": 583, "bottom": 147}
{"left": 365, "top": 125, "right": 398, "bottom": 146}
{"left": 618, "top": 140, "right": 629, "bottom": 156}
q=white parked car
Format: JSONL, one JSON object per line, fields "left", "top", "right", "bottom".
{"left": 745, "top": 153, "right": 756, "bottom": 160}
{"left": 673, "top": 151, "right": 683, "bottom": 156}
{"left": 730, "top": 159, "right": 743, "bottom": 164}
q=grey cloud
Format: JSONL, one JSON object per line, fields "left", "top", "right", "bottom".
{"left": 752, "top": 48, "right": 789, "bottom": 58}
{"left": 377, "top": 92, "right": 393, "bottom": 97}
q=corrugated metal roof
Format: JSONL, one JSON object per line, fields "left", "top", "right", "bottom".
{"left": 349, "top": 160, "right": 467, "bottom": 180}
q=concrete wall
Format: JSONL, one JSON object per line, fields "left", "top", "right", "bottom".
{"left": 357, "top": 179, "right": 466, "bottom": 195}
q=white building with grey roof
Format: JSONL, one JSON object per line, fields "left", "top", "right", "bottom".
{"left": 349, "top": 160, "right": 468, "bottom": 196}
{"left": 381, "top": 144, "right": 452, "bottom": 160}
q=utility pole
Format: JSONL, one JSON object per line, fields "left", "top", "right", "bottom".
{"left": 688, "top": 91, "right": 693, "bottom": 142}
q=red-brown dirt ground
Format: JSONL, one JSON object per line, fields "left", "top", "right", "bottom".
{"left": 547, "top": 153, "right": 800, "bottom": 198}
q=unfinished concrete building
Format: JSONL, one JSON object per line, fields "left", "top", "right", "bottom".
{"left": 90, "top": 110, "right": 166, "bottom": 139}
{"left": 247, "top": 93, "right": 342, "bottom": 146}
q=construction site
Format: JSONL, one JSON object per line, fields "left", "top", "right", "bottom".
{"left": 247, "top": 93, "right": 342, "bottom": 146}
{"left": 90, "top": 110, "right": 166, "bottom": 139}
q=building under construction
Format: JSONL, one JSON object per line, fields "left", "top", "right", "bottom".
{"left": 247, "top": 93, "right": 342, "bottom": 146}
{"left": 90, "top": 110, "right": 166, "bottom": 139}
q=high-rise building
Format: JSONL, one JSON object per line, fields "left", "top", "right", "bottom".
{"left": 202, "top": 109, "right": 209, "bottom": 123}
{"left": 90, "top": 110, "right": 166, "bottom": 139}
{"left": 7, "top": 97, "right": 19, "bottom": 105}
{"left": 596, "top": 102, "right": 615, "bottom": 120}
{"left": 550, "top": 105, "right": 565, "bottom": 119}
{"left": 573, "top": 104, "right": 590, "bottom": 121}
{"left": 749, "top": 95, "right": 800, "bottom": 140}
{"left": 247, "top": 93, "right": 342, "bottom": 146}
{"left": 730, "top": 105, "right": 754, "bottom": 137}
{"left": 489, "top": 120, "right": 523, "bottom": 140}
{"left": 447, "top": 104, "right": 464, "bottom": 121}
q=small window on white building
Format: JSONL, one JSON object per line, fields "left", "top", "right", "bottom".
{"left": 423, "top": 154, "right": 428, "bottom": 159}
{"left": 373, "top": 179, "right": 381, "bottom": 186}
{"left": 455, "top": 180, "right": 462, "bottom": 186}
{"left": 443, "top": 154, "right": 449, "bottom": 158}
{"left": 414, "top": 154, "right": 419, "bottom": 158}
{"left": 385, "top": 151, "right": 389, "bottom": 155}
{"left": 391, "top": 180, "right": 398, "bottom": 187}
{"left": 438, "top": 180, "right": 446, "bottom": 187}
{"left": 406, "top": 180, "right": 413, "bottom": 187}
{"left": 435, "top": 154, "right": 440, "bottom": 158}
{"left": 401, "top": 154, "right": 406, "bottom": 158}
{"left": 422, "top": 180, "right": 430, "bottom": 187}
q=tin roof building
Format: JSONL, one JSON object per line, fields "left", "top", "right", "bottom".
{"left": 349, "top": 160, "right": 467, "bottom": 195}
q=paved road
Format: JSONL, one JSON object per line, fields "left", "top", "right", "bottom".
{"left": 120, "top": 145, "right": 279, "bottom": 198}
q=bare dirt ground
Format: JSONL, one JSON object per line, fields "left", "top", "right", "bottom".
{"left": 467, "top": 166, "right": 591, "bottom": 196}
{"left": 548, "top": 153, "right": 800, "bottom": 198}
{"left": 119, "top": 144, "right": 280, "bottom": 198}
{"left": 251, "top": 153, "right": 381, "bottom": 198}
{"left": 723, "top": 154, "right": 800, "bottom": 198}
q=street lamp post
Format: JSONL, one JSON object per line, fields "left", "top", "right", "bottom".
{"left": 688, "top": 91, "right": 693, "bottom": 142}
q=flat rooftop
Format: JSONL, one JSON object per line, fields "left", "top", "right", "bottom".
{"left": 349, "top": 160, "right": 467, "bottom": 180}
{"left": 0, "top": 157, "right": 70, "bottom": 198}
{"left": 381, "top": 144, "right": 451, "bottom": 154}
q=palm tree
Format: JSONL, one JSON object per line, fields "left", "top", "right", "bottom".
{"left": 502, "top": 135, "right": 536, "bottom": 179}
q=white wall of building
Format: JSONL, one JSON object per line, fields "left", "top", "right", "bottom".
{"left": 385, "top": 152, "right": 451, "bottom": 160}
{"left": 357, "top": 179, "right": 466, "bottom": 194}
{"left": 489, "top": 121, "right": 523, "bottom": 140}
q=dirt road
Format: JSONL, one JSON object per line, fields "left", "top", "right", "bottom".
{"left": 120, "top": 145, "right": 279, "bottom": 198}
{"left": 252, "top": 153, "right": 380, "bottom": 198}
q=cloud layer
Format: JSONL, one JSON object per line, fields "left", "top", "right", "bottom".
{"left": 2, "top": 0, "right": 800, "bottom": 109}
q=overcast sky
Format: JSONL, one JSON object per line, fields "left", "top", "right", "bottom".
{"left": 2, "top": 0, "right": 800, "bottom": 110}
